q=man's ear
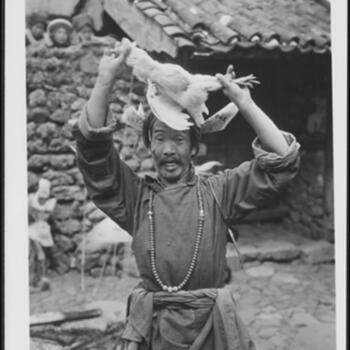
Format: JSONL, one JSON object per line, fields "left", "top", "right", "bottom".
{"left": 191, "top": 147, "right": 198, "bottom": 157}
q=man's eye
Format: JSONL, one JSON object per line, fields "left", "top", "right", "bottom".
{"left": 176, "top": 137, "right": 184, "bottom": 142}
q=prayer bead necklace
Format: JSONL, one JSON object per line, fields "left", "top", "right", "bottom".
{"left": 148, "top": 181, "right": 205, "bottom": 293}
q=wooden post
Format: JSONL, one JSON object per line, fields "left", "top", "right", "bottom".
{"left": 323, "top": 95, "right": 333, "bottom": 214}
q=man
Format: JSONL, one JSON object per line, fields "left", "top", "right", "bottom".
{"left": 74, "top": 43, "right": 299, "bottom": 349}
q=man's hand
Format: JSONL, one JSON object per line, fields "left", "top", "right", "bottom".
{"left": 216, "top": 65, "right": 253, "bottom": 109}
{"left": 97, "top": 40, "right": 132, "bottom": 86}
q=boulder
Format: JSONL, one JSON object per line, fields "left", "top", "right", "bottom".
{"left": 29, "top": 89, "right": 46, "bottom": 107}
{"left": 140, "top": 158, "right": 154, "bottom": 172}
{"left": 124, "top": 157, "right": 140, "bottom": 172}
{"left": 28, "top": 154, "right": 51, "bottom": 171}
{"left": 43, "top": 170, "right": 75, "bottom": 187}
{"left": 53, "top": 218, "right": 82, "bottom": 236}
{"left": 80, "top": 52, "right": 99, "bottom": 74}
{"left": 245, "top": 264, "right": 275, "bottom": 278}
{"left": 49, "top": 155, "right": 75, "bottom": 170}
{"left": 28, "top": 171, "right": 40, "bottom": 192}
{"left": 55, "top": 234, "right": 76, "bottom": 253}
{"left": 300, "top": 240, "right": 334, "bottom": 264}
{"left": 36, "top": 122, "right": 59, "bottom": 140}
{"left": 27, "top": 139, "right": 48, "bottom": 155}
{"left": 87, "top": 208, "right": 107, "bottom": 223}
{"left": 79, "top": 217, "right": 132, "bottom": 253}
{"left": 51, "top": 185, "right": 86, "bottom": 202}
{"left": 49, "top": 109, "right": 71, "bottom": 124}
{"left": 28, "top": 107, "right": 50, "bottom": 123}
{"left": 257, "top": 240, "right": 300, "bottom": 262}
{"left": 48, "top": 138, "right": 72, "bottom": 153}
{"left": 70, "top": 98, "right": 87, "bottom": 111}
{"left": 46, "top": 91, "right": 62, "bottom": 111}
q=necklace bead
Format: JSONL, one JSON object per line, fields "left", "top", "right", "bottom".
{"left": 148, "top": 179, "right": 205, "bottom": 292}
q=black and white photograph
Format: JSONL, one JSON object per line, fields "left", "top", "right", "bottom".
{"left": 5, "top": 0, "right": 347, "bottom": 349}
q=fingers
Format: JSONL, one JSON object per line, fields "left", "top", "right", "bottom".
{"left": 216, "top": 73, "right": 231, "bottom": 88}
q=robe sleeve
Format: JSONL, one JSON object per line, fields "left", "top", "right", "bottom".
{"left": 209, "top": 132, "right": 300, "bottom": 221}
{"left": 73, "top": 106, "right": 141, "bottom": 234}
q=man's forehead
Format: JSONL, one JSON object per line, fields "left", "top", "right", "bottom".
{"left": 152, "top": 120, "right": 189, "bottom": 135}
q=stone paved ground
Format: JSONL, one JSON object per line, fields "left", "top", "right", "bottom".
{"left": 30, "top": 224, "right": 336, "bottom": 350}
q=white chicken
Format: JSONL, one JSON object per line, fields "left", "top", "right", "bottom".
{"left": 114, "top": 39, "right": 259, "bottom": 131}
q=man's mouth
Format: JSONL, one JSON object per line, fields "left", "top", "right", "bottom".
{"left": 160, "top": 160, "right": 181, "bottom": 171}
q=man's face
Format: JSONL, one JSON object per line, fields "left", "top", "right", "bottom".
{"left": 31, "top": 23, "right": 45, "bottom": 40}
{"left": 53, "top": 27, "right": 69, "bottom": 45}
{"left": 150, "top": 120, "right": 194, "bottom": 185}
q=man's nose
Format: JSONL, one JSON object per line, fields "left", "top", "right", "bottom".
{"left": 162, "top": 141, "right": 176, "bottom": 156}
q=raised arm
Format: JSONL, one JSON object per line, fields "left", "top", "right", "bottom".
{"left": 216, "top": 66, "right": 288, "bottom": 156}
{"left": 87, "top": 43, "right": 132, "bottom": 128}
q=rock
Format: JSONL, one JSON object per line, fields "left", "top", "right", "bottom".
{"left": 289, "top": 312, "right": 320, "bottom": 327}
{"left": 36, "top": 122, "right": 59, "bottom": 140}
{"left": 48, "top": 138, "right": 73, "bottom": 153}
{"left": 289, "top": 210, "right": 300, "bottom": 222}
{"left": 67, "top": 168, "right": 85, "bottom": 185}
{"left": 271, "top": 272, "right": 300, "bottom": 284}
{"left": 70, "top": 98, "right": 87, "bottom": 111}
{"left": 49, "top": 109, "right": 71, "bottom": 124}
{"left": 300, "top": 240, "right": 334, "bottom": 264}
{"left": 84, "top": 201, "right": 98, "bottom": 216}
{"left": 79, "top": 217, "right": 132, "bottom": 253}
{"left": 76, "top": 252, "right": 101, "bottom": 271}
{"left": 43, "top": 170, "right": 75, "bottom": 187}
{"left": 226, "top": 250, "right": 242, "bottom": 272}
{"left": 27, "top": 139, "right": 48, "bottom": 155}
{"left": 289, "top": 323, "right": 335, "bottom": 350}
{"left": 28, "top": 107, "right": 50, "bottom": 123}
{"left": 54, "top": 218, "right": 82, "bottom": 236}
{"left": 255, "top": 313, "right": 283, "bottom": 328}
{"left": 49, "top": 155, "right": 75, "bottom": 170}
{"left": 51, "top": 185, "right": 85, "bottom": 202}
{"left": 124, "top": 157, "right": 140, "bottom": 172}
{"left": 55, "top": 234, "right": 76, "bottom": 253}
{"left": 76, "top": 86, "right": 92, "bottom": 99}
{"left": 310, "top": 205, "right": 324, "bottom": 217}
{"left": 257, "top": 326, "right": 277, "bottom": 339}
{"left": 239, "top": 245, "right": 260, "bottom": 261}
{"left": 46, "top": 91, "right": 62, "bottom": 111}
{"left": 136, "top": 145, "right": 150, "bottom": 160}
{"left": 50, "top": 247, "right": 71, "bottom": 274}
{"left": 123, "top": 127, "right": 139, "bottom": 146}
{"left": 300, "top": 212, "right": 312, "bottom": 225}
{"left": 28, "top": 171, "right": 40, "bottom": 191}
{"left": 60, "top": 92, "right": 77, "bottom": 109}
{"left": 80, "top": 52, "right": 100, "bottom": 74}
{"left": 29, "top": 89, "right": 46, "bottom": 107}
{"left": 87, "top": 208, "right": 107, "bottom": 223}
{"left": 28, "top": 154, "right": 51, "bottom": 171}
{"left": 27, "top": 122, "right": 37, "bottom": 139}
{"left": 245, "top": 264, "right": 275, "bottom": 278}
{"left": 258, "top": 240, "right": 300, "bottom": 262}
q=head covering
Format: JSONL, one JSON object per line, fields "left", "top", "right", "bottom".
{"left": 47, "top": 18, "right": 73, "bottom": 35}
{"left": 72, "top": 13, "right": 94, "bottom": 32}
{"left": 26, "top": 13, "right": 47, "bottom": 29}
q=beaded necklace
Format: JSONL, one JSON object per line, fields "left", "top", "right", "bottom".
{"left": 148, "top": 180, "right": 205, "bottom": 292}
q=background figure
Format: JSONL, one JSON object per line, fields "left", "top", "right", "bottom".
{"left": 28, "top": 178, "right": 56, "bottom": 292}
{"left": 26, "top": 13, "right": 47, "bottom": 47}
{"left": 72, "top": 13, "right": 116, "bottom": 46}
{"left": 72, "top": 13, "right": 95, "bottom": 43}
{"left": 46, "top": 18, "right": 73, "bottom": 47}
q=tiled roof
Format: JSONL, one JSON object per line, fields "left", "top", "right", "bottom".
{"left": 106, "top": 0, "right": 331, "bottom": 57}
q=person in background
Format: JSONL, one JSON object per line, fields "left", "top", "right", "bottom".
{"left": 26, "top": 13, "right": 47, "bottom": 47}
{"left": 28, "top": 178, "right": 57, "bottom": 292}
{"left": 46, "top": 18, "right": 73, "bottom": 48}
{"left": 72, "top": 13, "right": 95, "bottom": 43}
{"left": 72, "top": 13, "right": 116, "bottom": 46}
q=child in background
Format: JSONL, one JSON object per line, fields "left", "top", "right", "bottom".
{"left": 46, "top": 18, "right": 73, "bottom": 48}
{"left": 26, "top": 13, "right": 47, "bottom": 47}
{"left": 72, "top": 13, "right": 116, "bottom": 46}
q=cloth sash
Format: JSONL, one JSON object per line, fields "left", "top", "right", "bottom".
{"left": 121, "top": 287, "right": 256, "bottom": 350}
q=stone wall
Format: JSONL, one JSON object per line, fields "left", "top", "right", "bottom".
{"left": 285, "top": 150, "right": 334, "bottom": 242}
{"left": 26, "top": 44, "right": 153, "bottom": 275}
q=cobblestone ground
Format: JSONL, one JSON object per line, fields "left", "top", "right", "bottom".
{"left": 30, "top": 259, "right": 335, "bottom": 350}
